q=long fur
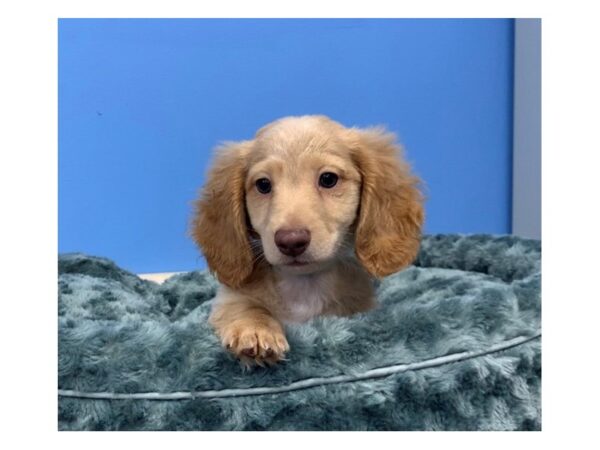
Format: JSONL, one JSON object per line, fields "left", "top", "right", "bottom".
{"left": 191, "top": 141, "right": 255, "bottom": 288}
{"left": 347, "top": 127, "right": 424, "bottom": 277}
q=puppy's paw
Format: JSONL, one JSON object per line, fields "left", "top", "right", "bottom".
{"left": 221, "top": 322, "right": 289, "bottom": 367}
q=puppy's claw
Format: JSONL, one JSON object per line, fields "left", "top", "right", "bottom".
{"left": 241, "top": 347, "right": 256, "bottom": 357}
{"left": 220, "top": 324, "right": 289, "bottom": 367}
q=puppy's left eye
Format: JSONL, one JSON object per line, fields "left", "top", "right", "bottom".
{"left": 255, "top": 178, "right": 272, "bottom": 194}
{"left": 319, "top": 172, "right": 338, "bottom": 189}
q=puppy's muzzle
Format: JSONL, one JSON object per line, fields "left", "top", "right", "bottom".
{"left": 275, "top": 229, "right": 311, "bottom": 257}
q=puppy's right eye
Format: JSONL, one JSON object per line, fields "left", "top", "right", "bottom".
{"left": 255, "top": 178, "right": 272, "bottom": 194}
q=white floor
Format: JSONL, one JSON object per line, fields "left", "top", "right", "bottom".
{"left": 137, "top": 272, "right": 182, "bottom": 284}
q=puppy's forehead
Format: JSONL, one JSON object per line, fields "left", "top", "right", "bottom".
{"left": 249, "top": 117, "right": 347, "bottom": 165}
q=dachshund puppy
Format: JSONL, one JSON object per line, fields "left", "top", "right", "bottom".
{"left": 192, "top": 115, "right": 423, "bottom": 366}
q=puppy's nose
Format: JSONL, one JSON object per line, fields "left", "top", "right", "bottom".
{"left": 274, "top": 229, "right": 311, "bottom": 257}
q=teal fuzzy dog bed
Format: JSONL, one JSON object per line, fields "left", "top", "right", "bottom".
{"left": 58, "top": 234, "right": 541, "bottom": 431}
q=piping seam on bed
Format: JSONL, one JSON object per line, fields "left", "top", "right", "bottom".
{"left": 58, "top": 331, "right": 541, "bottom": 401}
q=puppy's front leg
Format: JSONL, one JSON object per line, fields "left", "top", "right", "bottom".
{"left": 209, "top": 288, "right": 289, "bottom": 366}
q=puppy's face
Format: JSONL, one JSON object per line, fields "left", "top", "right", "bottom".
{"left": 193, "top": 115, "right": 423, "bottom": 288}
{"left": 244, "top": 117, "right": 361, "bottom": 274}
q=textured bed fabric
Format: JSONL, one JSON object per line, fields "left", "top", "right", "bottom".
{"left": 58, "top": 234, "right": 541, "bottom": 431}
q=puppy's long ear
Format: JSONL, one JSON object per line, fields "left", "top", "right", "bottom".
{"left": 347, "top": 128, "right": 424, "bottom": 277}
{"left": 192, "top": 141, "right": 254, "bottom": 288}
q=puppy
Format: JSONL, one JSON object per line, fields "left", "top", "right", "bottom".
{"left": 192, "top": 115, "right": 423, "bottom": 366}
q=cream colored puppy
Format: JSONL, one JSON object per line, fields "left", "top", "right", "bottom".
{"left": 193, "top": 115, "right": 423, "bottom": 366}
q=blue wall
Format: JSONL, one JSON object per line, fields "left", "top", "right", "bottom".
{"left": 59, "top": 19, "right": 514, "bottom": 273}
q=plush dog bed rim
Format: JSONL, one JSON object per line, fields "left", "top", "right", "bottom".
{"left": 58, "top": 331, "right": 540, "bottom": 401}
